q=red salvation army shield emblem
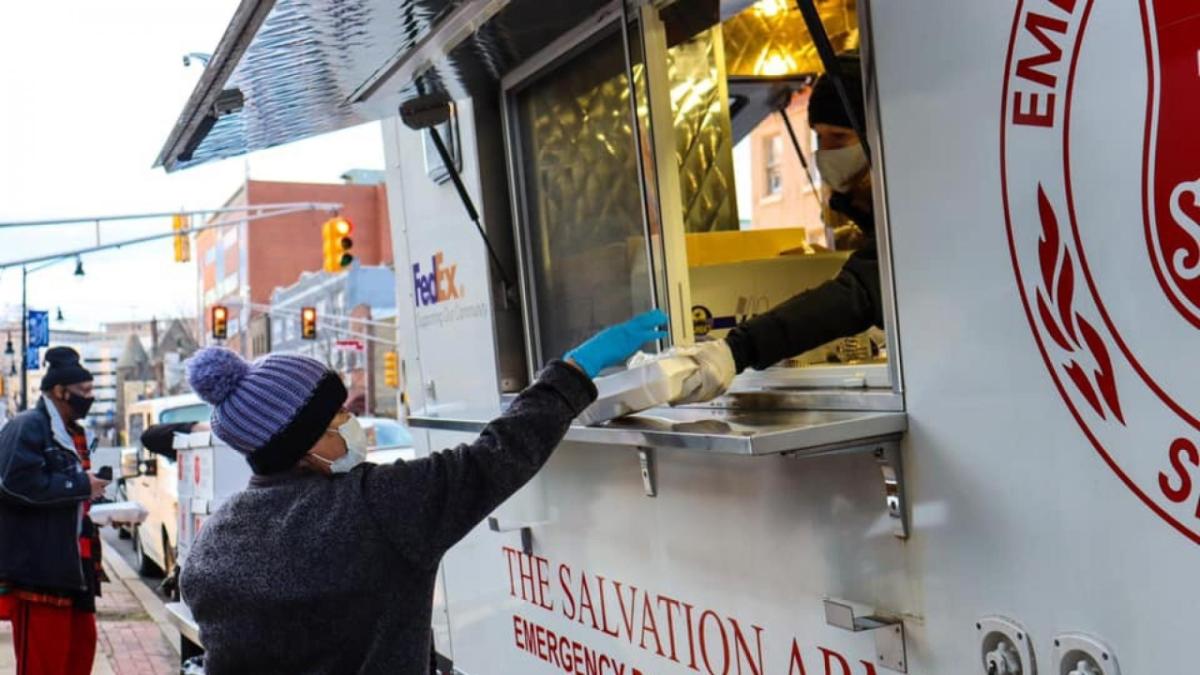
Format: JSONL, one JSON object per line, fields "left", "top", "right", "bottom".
{"left": 1144, "top": 2, "right": 1200, "bottom": 328}
{"left": 1002, "top": 0, "right": 1200, "bottom": 544}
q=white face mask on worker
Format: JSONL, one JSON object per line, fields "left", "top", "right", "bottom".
{"left": 816, "top": 143, "right": 869, "bottom": 193}
{"left": 313, "top": 417, "right": 369, "bottom": 473}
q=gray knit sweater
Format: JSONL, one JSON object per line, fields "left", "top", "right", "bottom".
{"left": 180, "top": 362, "right": 596, "bottom": 675}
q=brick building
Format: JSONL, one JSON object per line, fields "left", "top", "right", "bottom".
{"left": 197, "top": 173, "right": 392, "bottom": 352}
{"left": 744, "top": 90, "right": 826, "bottom": 245}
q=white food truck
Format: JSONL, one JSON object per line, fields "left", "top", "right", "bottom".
{"left": 155, "top": 0, "right": 1196, "bottom": 672}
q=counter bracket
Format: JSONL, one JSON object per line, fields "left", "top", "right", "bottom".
{"left": 782, "top": 439, "right": 908, "bottom": 539}
{"left": 824, "top": 599, "right": 907, "bottom": 673}
{"left": 637, "top": 447, "right": 657, "bottom": 497}
{"left": 487, "top": 517, "right": 533, "bottom": 556}
{"left": 876, "top": 442, "right": 908, "bottom": 540}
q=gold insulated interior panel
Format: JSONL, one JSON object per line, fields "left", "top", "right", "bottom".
{"left": 666, "top": 27, "right": 740, "bottom": 233}
{"left": 514, "top": 29, "right": 655, "bottom": 362}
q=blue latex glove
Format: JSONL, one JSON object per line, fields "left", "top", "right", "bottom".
{"left": 565, "top": 309, "right": 669, "bottom": 378}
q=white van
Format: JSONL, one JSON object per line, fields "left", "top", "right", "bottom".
{"left": 120, "top": 394, "right": 211, "bottom": 577}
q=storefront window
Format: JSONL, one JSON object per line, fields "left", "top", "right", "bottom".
{"left": 764, "top": 135, "right": 784, "bottom": 197}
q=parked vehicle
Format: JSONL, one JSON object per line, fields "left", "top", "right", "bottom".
{"left": 89, "top": 444, "right": 126, "bottom": 502}
{"left": 121, "top": 394, "right": 211, "bottom": 577}
{"left": 361, "top": 415, "right": 417, "bottom": 465}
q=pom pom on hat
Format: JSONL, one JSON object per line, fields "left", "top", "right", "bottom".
{"left": 187, "top": 347, "right": 250, "bottom": 405}
{"left": 44, "top": 346, "right": 83, "bottom": 368}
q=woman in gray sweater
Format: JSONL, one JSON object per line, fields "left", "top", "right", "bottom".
{"left": 179, "top": 310, "right": 666, "bottom": 674}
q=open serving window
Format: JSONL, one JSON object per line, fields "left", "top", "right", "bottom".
{"left": 503, "top": 0, "right": 902, "bottom": 412}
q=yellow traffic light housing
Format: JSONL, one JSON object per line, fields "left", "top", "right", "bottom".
{"left": 211, "top": 305, "right": 228, "bottom": 340}
{"left": 301, "top": 307, "right": 317, "bottom": 340}
{"left": 383, "top": 351, "right": 400, "bottom": 388}
{"left": 322, "top": 217, "right": 355, "bottom": 272}
{"left": 172, "top": 214, "right": 191, "bottom": 263}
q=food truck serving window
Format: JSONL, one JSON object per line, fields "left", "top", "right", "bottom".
{"left": 504, "top": 0, "right": 901, "bottom": 409}
{"left": 506, "top": 20, "right": 658, "bottom": 367}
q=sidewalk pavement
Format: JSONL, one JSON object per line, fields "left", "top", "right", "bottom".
{"left": 0, "top": 542, "right": 180, "bottom": 675}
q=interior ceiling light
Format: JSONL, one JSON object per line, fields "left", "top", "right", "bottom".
{"left": 758, "top": 51, "right": 797, "bottom": 77}
{"left": 754, "top": 0, "right": 791, "bottom": 19}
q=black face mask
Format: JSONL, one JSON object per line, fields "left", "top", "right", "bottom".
{"left": 66, "top": 392, "right": 94, "bottom": 420}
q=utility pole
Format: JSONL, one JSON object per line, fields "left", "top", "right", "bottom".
{"left": 19, "top": 266, "right": 27, "bottom": 411}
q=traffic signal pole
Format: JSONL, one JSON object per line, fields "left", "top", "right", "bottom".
{"left": 0, "top": 203, "right": 342, "bottom": 270}
{"left": 19, "top": 266, "right": 26, "bottom": 411}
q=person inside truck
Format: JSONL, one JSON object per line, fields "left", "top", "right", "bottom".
{"left": 678, "top": 55, "right": 883, "bottom": 403}
{"left": 177, "top": 309, "right": 666, "bottom": 674}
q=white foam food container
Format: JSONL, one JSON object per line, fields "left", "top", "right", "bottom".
{"left": 90, "top": 501, "right": 149, "bottom": 526}
{"left": 576, "top": 354, "right": 699, "bottom": 426}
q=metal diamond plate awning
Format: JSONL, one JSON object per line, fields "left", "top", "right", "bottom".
{"left": 154, "top": 0, "right": 856, "bottom": 173}
{"left": 155, "top": 0, "right": 614, "bottom": 172}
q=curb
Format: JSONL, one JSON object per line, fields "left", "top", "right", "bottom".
{"left": 101, "top": 541, "right": 181, "bottom": 657}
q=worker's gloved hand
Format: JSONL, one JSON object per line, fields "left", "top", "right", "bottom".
{"left": 673, "top": 340, "right": 736, "bottom": 404}
{"left": 565, "top": 309, "right": 669, "bottom": 378}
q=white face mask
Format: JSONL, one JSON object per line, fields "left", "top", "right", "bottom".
{"left": 816, "top": 142, "right": 869, "bottom": 193}
{"left": 311, "top": 416, "right": 369, "bottom": 474}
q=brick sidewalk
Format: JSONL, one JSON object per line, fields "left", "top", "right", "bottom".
{"left": 0, "top": 569, "right": 176, "bottom": 675}
{"left": 93, "top": 573, "right": 177, "bottom": 675}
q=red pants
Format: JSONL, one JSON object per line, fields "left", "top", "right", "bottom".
{"left": 8, "top": 598, "right": 96, "bottom": 675}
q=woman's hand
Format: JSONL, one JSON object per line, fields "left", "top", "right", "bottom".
{"left": 564, "top": 310, "right": 669, "bottom": 378}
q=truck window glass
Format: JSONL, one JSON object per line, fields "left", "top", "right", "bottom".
{"left": 128, "top": 413, "right": 145, "bottom": 445}
{"left": 510, "top": 27, "right": 657, "bottom": 367}
{"left": 159, "top": 403, "right": 212, "bottom": 425}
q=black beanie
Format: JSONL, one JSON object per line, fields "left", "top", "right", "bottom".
{"left": 40, "top": 346, "right": 93, "bottom": 391}
{"left": 808, "top": 54, "right": 864, "bottom": 130}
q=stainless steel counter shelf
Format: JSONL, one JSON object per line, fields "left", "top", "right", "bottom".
{"left": 409, "top": 406, "right": 910, "bottom": 538}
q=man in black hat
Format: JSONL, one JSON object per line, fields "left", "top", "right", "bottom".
{"left": 677, "top": 54, "right": 884, "bottom": 402}
{"left": 0, "top": 346, "right": 109, "bottom": 675}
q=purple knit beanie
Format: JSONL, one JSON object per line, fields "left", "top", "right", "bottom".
{"left": 186, "top": 347, "right": 347, "bottom": 475}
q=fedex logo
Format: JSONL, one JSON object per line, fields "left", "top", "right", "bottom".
{"left": 413, "top": 252, "right": 463, "bottom": 306}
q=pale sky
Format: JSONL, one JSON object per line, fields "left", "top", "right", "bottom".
{"left": 0, "top": 1, "right": 385, "bottom": 332}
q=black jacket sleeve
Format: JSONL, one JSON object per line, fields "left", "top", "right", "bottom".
{"left": 140, "top": 422, "right": 195, "bottom": 462}
{"left": 0, "top": 413, "right": 91, "bottom": 507}
{"left": 725, "top": 240, "right": 883, "bottom": 372}
{"left": 361, "top": 361, "right": 597, "bottom": 566}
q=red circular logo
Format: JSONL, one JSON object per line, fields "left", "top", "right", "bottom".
{"left": 1002, "top": 0, "right": 1200, "bottom": 543}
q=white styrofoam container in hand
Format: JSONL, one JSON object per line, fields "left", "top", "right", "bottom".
{"left": 89, "top": 501, "right": 149, "bottom": 527}
{"left": 576, "top": 354, "right": 699, "bottom": 426}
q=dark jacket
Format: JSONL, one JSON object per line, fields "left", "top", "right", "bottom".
{"left": 0, "top": 398, "right": 92, "bottom": 594}
{"left": 726, "top": 194, "right": 883, "bottom": 371}
{"left": 180, "top": 361, "right": 597, "bottom": 675}
{"left": 140, "top": 422, "right": 197, "bottom": 462}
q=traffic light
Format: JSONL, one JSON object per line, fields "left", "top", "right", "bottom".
{"left": 383, "top": 351, "right": 399, "bottom": 388}
{"left": 172, "top": 214, "right": 191, "bottom": 263}
{"left": 301, "top": 307, "right": 317, "bottom": 340}
{"left": 321, "top": 217, "right": 354, "bottom": 272}
{"left": 211, "top": 305, "right": 228, "bottom": 340}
